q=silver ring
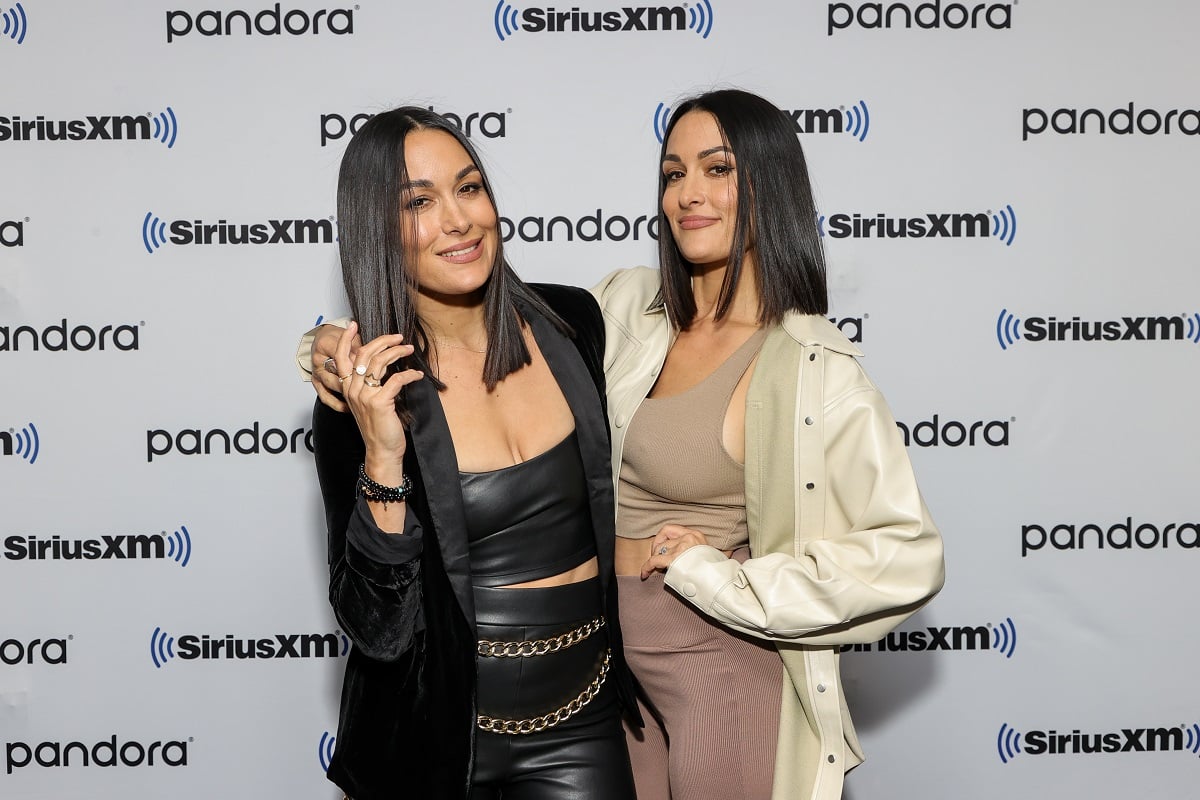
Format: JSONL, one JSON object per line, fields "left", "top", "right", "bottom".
{"left": 364, "top": 374, "right": 382, "bottom": 388}
{"left": 658, "top": 546, "right": 669, "bottom": 555}
{"left": 323, "top": 357, "right": 338, "bottom": 375}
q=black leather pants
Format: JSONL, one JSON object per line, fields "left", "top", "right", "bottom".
{"left": 470, "top": 577, "right": 635, "bottom": 799}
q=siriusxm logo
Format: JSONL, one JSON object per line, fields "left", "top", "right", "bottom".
{"left": 142, "top": 211, "right": 334, "bottom": 253}
{"left": 0, "top": 320, "right": 142, "bottom": 352}
{"left": 318, "top": 731, "right": 335, "bottom": 772}
{"left": 5, "top": 736, "right": 189, "bottom": 774}
{"left": 819, "top": 205, "right": 1017, "bottom": 246}
{"left": 996, "top": 309, "right": 1200, "bottom": 350}
{"left": 827, "top": 2, "right": 1013, "bottom": 36}
{"left": 494, "top": 1, "right": 712, "bottom": 41}
{"left": 150, "top": 627, "right": 349, "bottom": 667}
{"left": 1, "top": 218, "right": 23, "bottom": 246}
{"left": 1, "top": 2, "right": 28, "bottom": 45}
{"left": 997, "top": 722, "right": 1200, "bottom": 763}
{"left": 320, "top": 106, "right": 508, "bottom": 147}
{"left": 146, "top": 422, "right": 314, "bottom": 462}
{"left": 0, "top": 423, "right": 39, "bottom": 464}
{"left": 1023, "top": 103, "right": 1200, "bottom": 141}
{"left": 842, "top": 617, "right": 1017, "bottom": 657}
{"left": 653, "top": 100, "right": 870, "bottom": 144}
{"left": 895, "top": 414, "right": 1010, "bottom": 447}
{"left": 1021, "top": 517, "right": 1199, "bottom": 558}
{"left": 0, "top": 108, "right": 178, "bottom": 148}
{"left": 166, "top": 4, "right": 354, "bottom": 43}
{"left": 500, "top": 210, "right": 658, "bottom": 244}
{"left": 3, "top": 527, "right": 192, "bottom": 566}
{"left": 1, "top": 636, "right": 68, "bottom": 665}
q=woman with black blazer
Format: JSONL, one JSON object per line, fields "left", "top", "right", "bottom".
{"left": 311, "top": 107, "right": 638, "bottom": 800}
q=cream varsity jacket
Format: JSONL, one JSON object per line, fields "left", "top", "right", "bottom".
{"left": 592, "top": 266, "right": 945, "bottom": 800}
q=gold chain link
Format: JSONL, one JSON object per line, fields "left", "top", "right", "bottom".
{"left": 476, "top": 649, "right": 611, "bottom": 735}
{"left": 476, "top": 616, "right": 605, "bottom": 658}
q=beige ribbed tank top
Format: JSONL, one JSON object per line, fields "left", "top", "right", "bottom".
{"left": 616, "top": 328, "right": 768, "bottom": 551}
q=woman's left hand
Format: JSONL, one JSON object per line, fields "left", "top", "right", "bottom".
{"left": 640, "top": 524, "right": 709, "bottom": 580}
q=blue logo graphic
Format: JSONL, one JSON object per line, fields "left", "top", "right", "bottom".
{"left": 688, "top": 0, "right": 713, "bottom": 38}
{"left": 653, "top": 102, "right": 672, "bottom": 143}
{"left": 997, "top": 309, "right": 1200, "bottom": 349}
{"left": 992, "top": 204, "right": 1017, "bottom": 246}
{"left": 2, "top": 2, "right": 27, "bottom": 44}
{"left": 2, "top": 422, "right": 40, "bottom": 464}
{"left": 318, "top": 731, "right": 336, "bottom": 771}
{"left": 845, "top": 100, "right": 869, "bottom": 142}
{"left": 997, "top": 723, "right": 1022, "bottom": 764}
{"left": 166, "top": 526, "right": 192, "bottom": 567}
{"left": 996, "top": 308, "right": 1021, "bottom": 350}
{"left": 314, "top": 315, "right": 325, "bottom": 326}
{"left": 149, "top": 629, "right": 351, "bottom": 667}
{"left": 142, "top": 212, "right": 167, "bottom": 254}
{"left": 150, "top": 626, "right": 176, "bottom": 669}
{"left": 655, "top": 99, "right": 869, "bottom": 144}
{"left": 999, "top": 721, "right": 1200, "bottom": 761}
{"left": 494, "top": 1, "right": 519, "bottom": 40}
{"left": 150, "top": 107, "right": 179, "bottom": 149}
{"left": 991, "top": 616, "right": 1016, "bottom": 658}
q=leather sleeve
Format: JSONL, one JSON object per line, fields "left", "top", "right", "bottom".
{"left": 312, "top": 400, "right": 425, "bottom": 661}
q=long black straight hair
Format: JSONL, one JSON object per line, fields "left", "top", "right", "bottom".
{"left": 656, "top": 89, "right": 829, "bottom": 329}
{"left": 336, "top": 106, "right": 567, "bottom": 393}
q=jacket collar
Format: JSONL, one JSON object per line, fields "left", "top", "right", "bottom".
{"left": 780, "top": 311, "right": 863, "bottom": 357}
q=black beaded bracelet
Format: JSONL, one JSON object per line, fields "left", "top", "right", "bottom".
{"left": 357, "top": 464, "right": 413, "bottom": 508}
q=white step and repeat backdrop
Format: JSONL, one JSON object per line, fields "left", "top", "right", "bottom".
{"left": 2, "top": 1, "right": 1197, "bottom": 798}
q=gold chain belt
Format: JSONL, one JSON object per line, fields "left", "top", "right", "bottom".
{"left": 476, "top": 649, "right": 611, "bottom": 735}
{"left": 476, "top": 616, "right": 605, "bottom": 658}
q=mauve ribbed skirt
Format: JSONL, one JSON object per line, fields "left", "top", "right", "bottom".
{"left": 617, "top": 561, "right": 784, "bottom": 800}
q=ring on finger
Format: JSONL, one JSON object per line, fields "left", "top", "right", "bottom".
{"left": 339, "top": 374, "right": 353, "bottom": 383}
{"left": 323, "top": 357, "right": 338, "bottom": 375}
{"left": 364, "top": 373, "right": 382, "bottom": 388}
{"left": 658, "top": 546, "right": 669, "bottom": 555}
{"left": 355, "top": 364, "right": 368, "bottom": 376}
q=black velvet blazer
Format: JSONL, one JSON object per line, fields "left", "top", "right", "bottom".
{"left": 312, "top": 285, "right": 639, "bottom": 800}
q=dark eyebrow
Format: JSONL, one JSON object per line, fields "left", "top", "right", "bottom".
{"left": 401, "top": 164, "right": 481, "bottom": 192}
{"left": 661, "top": 145, "right": 732, "bottom": 164}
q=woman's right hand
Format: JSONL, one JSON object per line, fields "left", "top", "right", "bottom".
{"left": 332, "top": 321, "right": 424, "bottom": 484}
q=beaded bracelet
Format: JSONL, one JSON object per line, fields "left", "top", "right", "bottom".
{"left": 357, "top": 464, "right": 413, "bottom": 509}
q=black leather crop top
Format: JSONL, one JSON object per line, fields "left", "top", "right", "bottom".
{"left": 458, "top": 431, "right": 598, "bottom": 588}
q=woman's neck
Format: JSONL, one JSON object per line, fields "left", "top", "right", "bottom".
{"left": 417, "top": 296, "right": 489, "bottom": 351}
{"left": 690, "top": 255, "right": 761, "bottom": 329}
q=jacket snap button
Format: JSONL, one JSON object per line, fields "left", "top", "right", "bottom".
{"left": 804, "top": 416, "right": 814, "bottom": 426}
{"left": 682, "top": 582, "right": 697, "bottom": 597}
{"left": 805, "top": 482, "right": 815, "bottom": 490}
{"left": 827, "top": 754, "right": 836, "bottom": 764}
{"left": 816, "top": 684, "right": 826, "bottom": 693}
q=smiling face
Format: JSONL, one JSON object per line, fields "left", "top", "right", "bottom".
{"left": 661, "top": 110, "right": 743, "bottom": 269}
{"left": 400, "top": 128, "right": 499, "bottom": 307}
